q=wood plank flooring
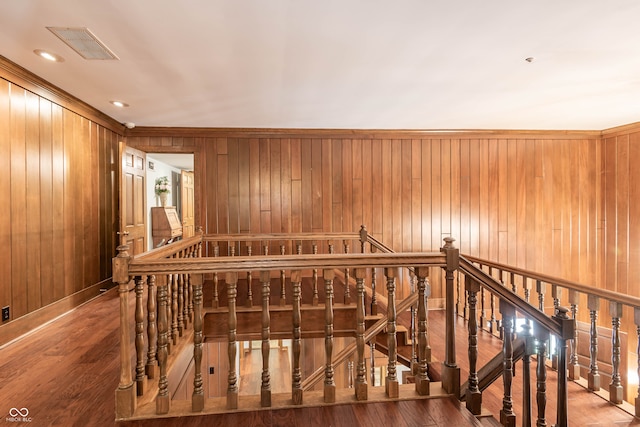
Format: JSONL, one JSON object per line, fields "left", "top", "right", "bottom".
{"left": 0, "top": 287, "right": 639, "bottom": 426}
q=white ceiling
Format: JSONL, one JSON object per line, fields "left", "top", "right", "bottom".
{"left": 1, "top": 1, "right": 640, "bottom": 131}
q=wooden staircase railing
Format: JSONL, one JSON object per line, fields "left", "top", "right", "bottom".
{"left": 114, "top": 227, "right": 640, "bottom": 426}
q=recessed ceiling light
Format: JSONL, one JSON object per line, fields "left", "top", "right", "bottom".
{"left": 34, "top": 49, "right": 64, "bottom": 62}
{"left": 110, "top": 100, "right": 129, "bottom": 108}
{"left": 525, "top": 57, "right": 534, "bottom": 63}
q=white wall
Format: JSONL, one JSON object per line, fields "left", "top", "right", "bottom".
{"left": 146, "top": 156, "right": 181, "bottom": 250}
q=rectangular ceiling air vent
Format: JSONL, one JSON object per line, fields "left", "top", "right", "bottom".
{"left": 47, "top": 27, "right": 119, "bottom": 60}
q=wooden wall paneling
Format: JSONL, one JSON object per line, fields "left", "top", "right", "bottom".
{"left": 401, "top": 139, "right": 412, "bottom": 254}
{"left": 0, "top": 79, "right": 12, "bottom": 318}
{"left": 468, "top": 139, "right": 479, "bottom": 257}
{"left": 506, "top": 140, "right": 518, "bottom": 266}
{"left": 411, "top": 139, "right": 422, "bottom": 252}
{"left": 487, "top": 139, "right": 499, "bottom": 262}
{"left": 98, "top": 126, "right": 108, "bottom": 278}
{"left": 440, "top": 139, "right": 452, "bottom": 244}
{"left": 391, "top": 139, "right": 403, "bottom": 254}
{"left": 616, "top": 135, "right": 630, "bottom": 295}
{"left": 11, "top": 85, "right": 28, "bottom": 319}
{"left": 227, "top": 138, "right": 240, "bottom": 234}
{"left": 477, "top": 139, "right": 489, "bottom": 260}
{"left": 217, "top": 138, "right": 229, "bottom": 240}
{"left": 604, "top": 136, "right": 617, "bottom": 291}
{"left": 523, "top": 139, "right": 536, "bottom": 271}
{"left": 205, "top": 138, "right": 218, "bottom": 236}
{"left": 532, "top": 139, "right": 545, "bottom": 274}
{"left": 341, "top": 139, "right": 352, "bottom": 237}
{"left": 300, "top": 139, "right": 312, "bottom": 235}
{"left": 80, "top": 116, "right": 92, "bottom": 290}
{"left": 237, "top": 138, "right": 251, "bottom": 234}
{"left": 589, "top": 138, "right": 601, "bottom": 286}
{"left": 310, "top": 138, "right": 322, "bottom": 233}
{"left": 38, "top": 98, "right": 53, "bottom": 307}
{"left": 51, "top": 104, "right": 65, "bottom": 301}
{"left": 361, "top": 138, "right": 373, "bottom": 239}
{"left": 331, "top": 139, "right": 343, "bottom": 232}
{"left": 430, "top": 139, "right": 441, "bottom": 254}
{"left": 321, "top": 139, "right": 332, "bottom": 233}
{"left": 370, "top": 139, "right": 383, "bottom": 243}
{"left": 450, "top": 139, "right": 461, "bottom": 257}
{"left": 381, "top": 139, "right": 392, "bottom": 250}
{"left": 628, "top": 133, "right": 640, "bottom": 297}
{"left": 270, "top": 138, "right": 282, "bottom": 236}
{"left": 280, "top": 138, "right": 292, "bottom": 236}
{"left": 87, "top": 122, "right": 99, "bottom": 287}
{"left": 249, "top": 138, "right": 261, "bottom": 243}
{"left": 539, "top": 139, "right": 553, "bottom": 275}
{"left": 351, "top": 139, "right": 363, "bottom": 234}
{"left": 62, "top": 110, "right": 75, "bottom": 296}
{"left": 25, "top": 90, "right": 41, "bottom": 312}
{"left": 459, "top": 139, "right": 470, "bottom": 255}
{"left": 290, "top": 138, "right": 302, "bottom": 235}
{"left": 497, "top": 139, "right": 508, "bottom": 263}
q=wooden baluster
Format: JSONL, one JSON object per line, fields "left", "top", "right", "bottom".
{"left": 187, "top": 248, "right": 194, "bottom": 322}
{"left": 370, "top": 341, "right": 376, "bottom": 386}
{"left": 370, "top": 246, "right": 378, "bottom": 315}
{"left": 291, "top": 270, "right": 303, "bottom": 405}
{"left": 465, "top": 275, "right": 481, "bottom": 414}
{"left": 343, "top": 240, "right": 351, "bottom": 304}
{"left": 535, "top": 329, "right": 549, "bottom": 427}
{"left": 521, "top": 322, "right": 535, "bottom": 427}
{"left": 226, "top": 272, "right": 239, "bottom": 409}
{"left": 587, "top": 295, "right": 601, "bottom": 391}
{"left": 171, "top": 271, "right": 179, "bottom": 345}
{"left": 635, "top": 308, "right": 640, "bottom": 417}
{"left": 553, "top": 307, "right": 573, "bottom": 427}
{"left": 312, "top": 242, "right": 319, "bottom": 306}
{"left": 324, "top": 269, "right": 336, "bottom": 403}
{"left": 609, "top": 302, "right": 623, "bottom": 404}
{"left": 385, "top": 267, "right": 399, "bottom": 398}
{"left": 177, "top": 267, "right": 185, "bottom": 336}
{"left": 246, "top": 244, "right": 253, "bottom": 307}
{"left": 415, "top": 267, "right": 430, "bottom": 396}
{"left": 550, "top": 284, "right": 561, "bottom": 370}
{"left": 441, "top": 237, "right": 460, "bottom": 396}
{"left": 258, "top": 270, "right": 272, "bottom": 406}
{"left": 135, "top": 275, "right": 147, "bottom": 396}
{"left": 213, "top": 245, "right": 219, "bottom": 309}
{"left": 182, "top": 250, "right": 189, "bottom": 326}
{"left": 280, "top": 244, "right": 286, "bottom": 306}
{"left": 523, "top": 276, "right": 531, "bottom": 304}
{"left": 500, "top": 300, "right": 516, "bottom": 427}
{"left": 568, "top": 290, "right": 580, "bottom": 381}
{"left": 455, "top": 269, "right": 462, "bottom": 316}
{"left": 156, "top": 275, "right": 170, "bottom": 414}
{"left": 480, "top": 287, "right": 487, "bottom": 331}
{"left": 536, "top": 280, "right": 545, "bottom": 312}
{"left": 192, "top": 273, "right": 204, "bottom": 412}
{"left": 146, "top": 274, "right": 158, "bottom": 380}
{"left": 355, "top": 268, "right": 368, "bottom": 400}
{"left": 165, "top": 274, "right": 172, "bottom": 355}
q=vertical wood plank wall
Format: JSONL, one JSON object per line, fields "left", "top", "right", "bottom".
{"left": 127, "top": 131, "right": 603, "bottom": 301}
{"left": 0, "top": 76, "right": 120, "bottom": 337}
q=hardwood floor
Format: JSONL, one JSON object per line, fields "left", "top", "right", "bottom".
{"left": 0, "top": 287, "right": 639, "bottom": 426}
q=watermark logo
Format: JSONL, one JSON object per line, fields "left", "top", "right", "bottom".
{"left": 6, "top": 407, "right": 32, "bottom": 423}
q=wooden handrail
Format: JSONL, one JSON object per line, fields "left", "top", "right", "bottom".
{"left": 203, "top": 232, "right": 360, "bottom": 242}
{"left": 128, "top": 252, "right": 446, "bottom": 276}
{"left": 463, "top": 254, "right": 640, "bottom": 310}
{"left": 459, "top": 257, "right": 564, "bottom": 337}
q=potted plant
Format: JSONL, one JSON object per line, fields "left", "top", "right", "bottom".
{"left": 155, "top": 176, "right": 170, "bottom": 206}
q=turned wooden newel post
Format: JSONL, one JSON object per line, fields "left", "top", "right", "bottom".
{"left": 587, "top": 294, "right": 601, "bottom": 391}
{"left": 415, "top": 266, "right": 431, "bottom": 396}
{"left": 192, "top": 273, "right": 204, "bottom": 412}
{"left": 354, "top": 267, "right": 368, "bottom": 401}
{"left": 553, "top": 306, "right": 574, "bottom": 427}
{"left": 324, "top": 269, "right": 336, "bottom": 403}
{"left": 226, "top": 272, "right": 239, "bottom": 409}
{"left": 385, "top": 267, "right": 399, "bottom": 398}
{"left": 114, "top": 243, "right": 136, "bottom": 418}
{"left": 499, "top": 300, "right": 516, "bottom": 427}
{"left": 441, "top": 237, "right": 460, "bottom": 396}
{"left": 465, "top": 276, "right": 481, "bottom": 415}
{"left": 609, "top": 301, "right": 623, "bottom": 404}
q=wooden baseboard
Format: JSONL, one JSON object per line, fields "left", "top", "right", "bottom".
{"left": 0, "top": 278, "right": 115, "bottom": 348}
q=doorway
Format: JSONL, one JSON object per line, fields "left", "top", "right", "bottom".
{"left": 146, "top": 153, "right": 194, "bottom": 251}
